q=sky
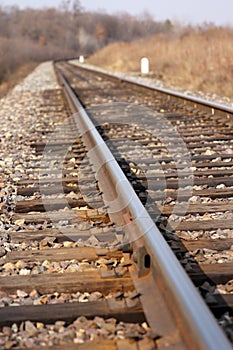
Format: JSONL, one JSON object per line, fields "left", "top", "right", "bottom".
{"left": 1, "top": 0, "right": 233, "bottom": 26}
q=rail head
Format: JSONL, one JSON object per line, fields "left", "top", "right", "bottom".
{"left": 55, "top": 63, "right": 232, "bottom": 350}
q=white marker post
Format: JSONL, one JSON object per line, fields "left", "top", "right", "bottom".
{"left": 141, "top": 57, "right": 149, "bottom": 74}
{"left": 79, "top": 55, "right": 85, "bottom": 63}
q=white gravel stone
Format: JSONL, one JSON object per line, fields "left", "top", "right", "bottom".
{"left": 12, "top": 62, "right": 60, "bottom": 92}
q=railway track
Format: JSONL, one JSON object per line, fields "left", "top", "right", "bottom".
{"left": 0, "top": 61, "right": 232, "bottom": 349}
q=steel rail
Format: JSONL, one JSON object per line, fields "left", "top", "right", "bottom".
{"left": 55, "top": 65, "right": 232, "bottom": 350}
{"left": 68, "top": 60, "right": 233, "bottom": 118}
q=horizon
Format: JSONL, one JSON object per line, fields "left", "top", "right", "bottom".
{"left": 1, "top": 0, "right": 233, "bottom": 27}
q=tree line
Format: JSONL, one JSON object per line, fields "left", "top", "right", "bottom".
{"left": 0, "top": 0, "right": 173, "bottom": 83}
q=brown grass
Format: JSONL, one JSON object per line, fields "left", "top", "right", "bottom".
{"left": 0, "top": 62, "right": 37, "bottom": 99}
{"left": 88, "top": 27, "right": 233, "bottom": 98}
{"left": 0, "top": 35, "right": 70, "bottom": 98}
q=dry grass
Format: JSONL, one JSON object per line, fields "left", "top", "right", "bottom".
{"left": 0, "top": 35, "right": 69, "bottom": 98}
{"left": 88, "top": 27, "right": 233, "bottom": 98}
{"left": 0, "top": 62, "right": 37, "bottom": 99}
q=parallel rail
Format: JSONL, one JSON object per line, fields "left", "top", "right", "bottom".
{"left": 68, "top": 60, "right": 233, "bottom": 119}
{"left": 55, "top": 63, "right": 232, "bottom": 350}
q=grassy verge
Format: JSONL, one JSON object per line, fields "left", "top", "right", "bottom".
{"left": 0, "top": 62, "right": 38, "bottom": 99}
{"left": 87, "top": 27, "right": 233, "bottom": 98}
